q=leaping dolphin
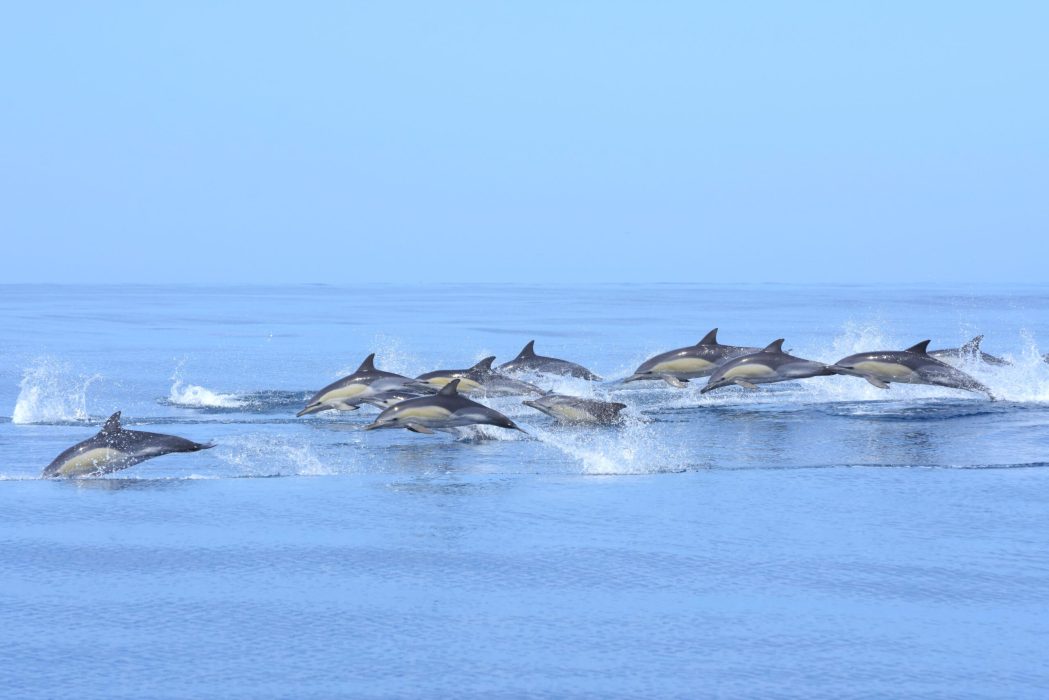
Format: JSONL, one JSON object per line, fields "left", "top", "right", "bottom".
{"left": 416, "top": 356, "right": 543, "bottom": 397}
{"left": 363, "top": 379, "right": 524, "bottom": 434}
{"left": 415, "top": 356, "right": 498, "bottom": 394}
{"left": 829, "top": 340, "right": 994, "bottom": 398}
{"left": 42, "top": 411, "right": 214, "bottom": 478}
{"left": 358, "top": 389, "right": 426, "bottom": 410}
{"left": 297, "top": 354, "right": 426, "bottom": 417}
{"left": 522, "top": 393, "right": 627, "bottom": 425}
{"left": 700, "top": 339, "right": 833, "bottom": 394}
{"left": 497, "top": 341, "right": 602, "bottom": 380}
{"left": 929, "top": 335, "right": 1011, "bottom": 367}
{"left": 624, "top": 328, "right": 760, "bottom": 387}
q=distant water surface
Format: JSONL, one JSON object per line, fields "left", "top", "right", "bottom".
{"left": 2, "top": 284, "right": 1049, "bottom": 698}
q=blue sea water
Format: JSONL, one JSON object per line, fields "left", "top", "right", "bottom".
{"left": 2, "top": 284, "right": 1049, "bottom": 698}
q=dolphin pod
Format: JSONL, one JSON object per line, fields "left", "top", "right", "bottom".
{"left": 41, "top": 332, "right": 1025, "bottom": 477}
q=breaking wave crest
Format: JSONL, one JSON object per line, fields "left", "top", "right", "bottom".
{"left": 12, "top": 358, "right": 101, "bottom": 425}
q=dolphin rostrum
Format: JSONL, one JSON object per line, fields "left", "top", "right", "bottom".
{"left": 42, "top": 411, "right": 214, "bottom": 478}
{"left": 297, "top": 353, "right": 426, "bottom": 417}
{"left": 522, "top": 393, "right": 627, "bottom": 425}
{"left": 700, "top": 339, "right": 833, "bottom": 394}
{"left": 497, "top": 341, "right": 602, "bottom": 380}
{"left": 829, "top": 340, "right": 994, "bottom": 398}
{"left": 363, "top": 379, "right": 524, "bottom": 434}
{"left": 624, "top": 328, "right": 761, "bottom": 387}
{"left": 929, "top": 335, "right": 1011, "bottom": 367}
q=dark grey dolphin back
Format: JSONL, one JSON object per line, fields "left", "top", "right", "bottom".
{"left": 356, "top": 353, "right": 377, "bottom": 373}
{"left": 438, "top": 379, "right": 462, "bottom": 396}
{"left": 515, "top": 341, "right": 537, "bottom": 360}
{"left": 905, "top": 340, "right": 932, "bottom": 354}
{"left": 698, "top": 328, "right": 719, "bottom": 346}
{"left": 763, "top": 339, "right": 786, "bottom": 354}
{"left": 471, "top": 356, "right": 497, "bottom": 372}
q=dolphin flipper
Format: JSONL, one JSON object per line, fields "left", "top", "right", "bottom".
{"left": 404, "top": 423, "right": 435, "bottom": 434}
{"left": 865, "top": 377, "right": 890, "bottom": 389}
{"left": 660, "top": 374, "right": 689, "bottom": 388}
{"left": 734, "top": 380, "right": 759, "bottom": 390}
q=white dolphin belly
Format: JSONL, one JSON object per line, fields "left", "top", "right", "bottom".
{"left": 319, "top": 384, "right": 369, "bottom": 403}
{"left": 722, "top": 364, "right": 777, "bottom": 382}
{"left": 392, "top": 405, "right": 454, "bottom": 424}
{"left": 652, "top": 357, "right": 715, "bottom": 375}
{"left": 853, "top": 361, "right": 921, "bottom": 383}
{"left": 56, "top": 448, "right": 129, "bottom": 477}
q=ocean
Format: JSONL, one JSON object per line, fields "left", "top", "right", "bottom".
{"left": 3, "top": 284, "right": 1048, "bottom": 698}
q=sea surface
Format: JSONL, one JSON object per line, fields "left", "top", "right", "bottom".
{"left": 2, "top": 284, "right": 1049, "bottom": 698}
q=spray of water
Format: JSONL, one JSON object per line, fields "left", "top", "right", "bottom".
{"left": 12, "top": 357, "right": 102, "bottom": 424}
{"left": 167, "top": 359, "right": 246, "bottom": 409}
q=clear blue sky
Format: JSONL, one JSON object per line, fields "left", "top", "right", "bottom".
{"left": 1, "top": 2, "right": 1046, "bottom": 283}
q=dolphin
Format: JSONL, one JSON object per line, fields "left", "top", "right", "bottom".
{"left": 828, "top": 340, "right": 994, "bottom": 398}
{"left": 358, "top": 389, "right": 426, "bottom": 410}
{"left": 929, "top": 335, "right": 1011, "bottom": 367}
{"left": 363, "top": 379, "right": 524, "bottom": 434}
{"left": 522, "top": 393, "right": 627, "bottom": 425}
{"left": 415, "top": 356, "right": 543, "bottom": 397}
{"left": 297, "top": 353, "right": 426, "bottom": 417}
{"left": 700, "top": 339, "right": 833, "bottom": 394}
{"left": 497, "top": 341, "right": 602, "bottom": 380}
{"left": 624, "top": 328, "right": 761, "bottom": 387}
{"left": 42, "top": 411, "right": 214, "bottom": 478}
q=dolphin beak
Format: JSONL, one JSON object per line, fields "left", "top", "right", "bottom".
{"left": 622, "top": 374, "right": 645, "bottom": 384}
{"left": 296, "top": 403, "right": 323, "bottom": 417}
{"left": 522, "top": 400, "right": 538, "bottom": 409}
{"left": 699, "top": 384, "right": 716, "bottom": 394}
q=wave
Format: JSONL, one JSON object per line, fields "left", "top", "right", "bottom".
{"left": 11, "top": 358, "right": 101, "bottom": 425}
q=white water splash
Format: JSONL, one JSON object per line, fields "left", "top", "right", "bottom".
{"left": 530, "top": 414, "right": 686, "bottom": 475}
{"left": 12, "top": 358, "right": 101, "bottom": 424}
{"left": 167, "top": 362, "right": 246, "bottom": 408}
{"left": 214, "top": 433, "right": 337, "bottom": 476}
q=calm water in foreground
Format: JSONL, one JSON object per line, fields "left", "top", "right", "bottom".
{"left": 2, "top": 284, "right": 1049, "bottom": 698}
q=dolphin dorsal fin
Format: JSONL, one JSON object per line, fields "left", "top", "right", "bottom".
{"left": 905, "top": 340, "right": 931, "bottom": 354}
{"left": 516, "top": 341, "right": 536, "bottom": 359}
{"left": 101, "top": 411, "right": 122, "bottom": 434}
{"left": 961, "top": 335, "right": 984, "bottom": 353}
{"left": 437, "top": 378, "right": 461, "bottom": 396}
{"left": 472, "top": 356, "right": 496, "bottom": 371}
{"left": 356, "top": 353, "right": 377, "bottom": 372}
{"left": 763, "top": 339, "right": 786, "bottom": 353}
{"left": 698, "top": 328, "right": 719, "bottom": 346}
